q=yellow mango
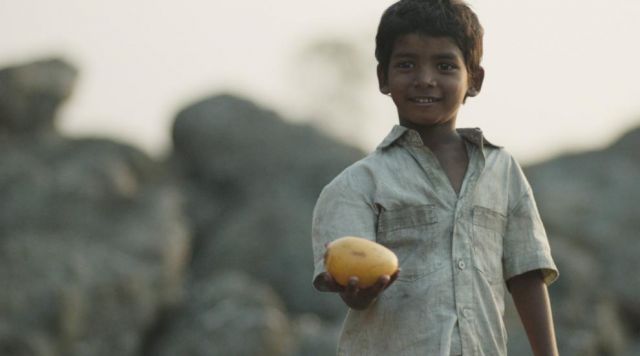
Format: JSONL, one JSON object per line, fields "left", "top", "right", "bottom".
{"left": 324, "top": 236, "right": 399, "bottom": 288}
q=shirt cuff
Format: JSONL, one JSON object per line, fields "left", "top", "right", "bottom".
{"left": 312, "top": 255, "right": 328, "bottom": 288}
{"left": 503, "top": 250, "right": 559, "bottom": 286}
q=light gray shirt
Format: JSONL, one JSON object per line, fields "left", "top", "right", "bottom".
{"left": 311, "top": 125, "right": 558, "bottom": 356}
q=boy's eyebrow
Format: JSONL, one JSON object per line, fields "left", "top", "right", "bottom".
{"left": 432, "top": 52, "right": 460, "bottom": 60}
{"left": 391, "top": 51, "right": 418, "bottom": 58}
{"left": 391, "top": 51, "right": 462, "bottom": 61}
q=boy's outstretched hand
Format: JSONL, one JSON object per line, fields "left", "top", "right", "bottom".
{"left": 314, "top": 270, "right": 400, "bottom": 310}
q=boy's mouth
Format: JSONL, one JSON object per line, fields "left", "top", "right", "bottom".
{"left": 410, "top": 96, "right": 441, "bottom": 104}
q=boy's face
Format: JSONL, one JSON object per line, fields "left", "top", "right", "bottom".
{"left": 378, "top": 33, "right": 482, "bottom": 130}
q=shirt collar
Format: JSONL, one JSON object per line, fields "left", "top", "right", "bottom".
{"left": 376, "top": 124, "right": 501, "bottom": 150}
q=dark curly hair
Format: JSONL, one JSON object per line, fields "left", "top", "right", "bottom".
{"left": 375, "top": 0, "right": 483, "bottom": 87}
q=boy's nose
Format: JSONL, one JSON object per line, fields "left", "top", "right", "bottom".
{"left": 414, "top": 69, "right": 437, "bottom": 87}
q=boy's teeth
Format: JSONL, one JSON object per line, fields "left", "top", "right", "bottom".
{"left": 414, "top": 97, "right": 436, "bottom": 103}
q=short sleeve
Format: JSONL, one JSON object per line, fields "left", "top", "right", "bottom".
{"left": 503, "top": 164, "right": 559, "bottom": 286}
{"left": 311, "top": 171, "right": 378, "bottom": 287}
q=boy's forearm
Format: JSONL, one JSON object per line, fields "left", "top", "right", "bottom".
{"left": 507, "top": 270, "right": 559, "bottom": 356}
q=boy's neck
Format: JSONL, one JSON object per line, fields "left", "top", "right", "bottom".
{"left": 399, "top": 120, "right": 462, "bottom": 150}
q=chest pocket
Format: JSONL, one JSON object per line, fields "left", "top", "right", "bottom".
{"left": 472, "top": 206, "right": 506, "bottom": 283}
{"left": 376, "top": 204, "right": 442, "bottom": 281}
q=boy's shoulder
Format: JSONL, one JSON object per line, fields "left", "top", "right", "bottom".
{"left": 322, "top": 150, "right": 384, "bottom": 195}
{"left": 456, "top": 127, "right": 526, "bottom": 168}
{"left": 318, "top": 136, "right": 410, "bottom": 202}
{"left": 457, "top": 127, "right": 501, "bottom": 150}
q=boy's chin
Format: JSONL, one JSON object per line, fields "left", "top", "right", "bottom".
{"left": 400, "top": 117, "right": 454, "bottom": 128}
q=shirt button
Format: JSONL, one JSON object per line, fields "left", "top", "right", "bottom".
{"left": 457, "top": 260, "right": 466, "bottom": 270}
{"left": 463, "top": 308, "right": 472, "bottom": 319}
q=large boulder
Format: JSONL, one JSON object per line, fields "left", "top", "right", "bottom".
{"left": 504, "top": 235, "right": 628, "bottom": 355}
{"left": 507, "top": 125, "right": 640, "bottom": 354}
{"left": 0, "top": 137, "right": 190, "bottom": 356}
{"left": 0, "top": 58, "right": 77, "bottom": 136}
{"left": 289, "top": 314, "right": 342, "bottom": 356}
{"left": 0, "top": 57, "right": 190, "bottom": 356}
{"left": 170, "top": 94, "right": 364, "bottom": 320}
{"left": 146, "top": 271, "right": 294, "bottom": 356}
{"left": 525, "top": 126, "right": 640, "bottom": 326}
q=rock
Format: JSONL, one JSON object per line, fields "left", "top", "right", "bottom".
{"left": 289, "top": 314, "right": 341, "bottom": 356}
{"left": 622, "top": 340, "right": 640, "bottom": 356}
{"left": 170, "top": 94, "right": 363, "bottom": 320}
{"left": 518, "top": 126, "right": 640, "bottom": 354}
{"left": 0, "top": 137, "right": 190, "bottom": 356}
{"left": 504, "top": 235, "right": 628, "bottom": 355}
{"left": 146, "top": 271, "right": 294, "bottom": 356}
{"left": 0, "top": 58, "right": 77, "bottom": 136}
{"left": 0, "top": 323, "right": 54, "bottom": 356}
{"left": 549, "top": 237, "right": 627, "bottom": 356}
{"left": 525, "top": 126, "right": 640, "bottom": 330}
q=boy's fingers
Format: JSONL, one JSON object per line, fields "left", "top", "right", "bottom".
{"left": 322, "top": 272, "right": 343, "bottom": 292}
{"left": 377, "top": 275, "right": 390, "bottom": 288}
{"left": 382, "top": 269, "right": 400, "bottom": 290}
{"left": 373, "top": 275, "right": 390, "bottom": 294}
{"left": 323, "top": 272, "right": 335, "bottom": 284}
{"left": 346, "top": 276, "right": 359, "bottom": 295}
{"left": 390, "top": 268, "right": 401, "bottom": 282}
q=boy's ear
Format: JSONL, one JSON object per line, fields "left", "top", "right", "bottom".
{"left": 467, "top": 66, "right": 485, "bottom": 97}
{"left": 377, "top": 64, "right": 390, "bottom": 95}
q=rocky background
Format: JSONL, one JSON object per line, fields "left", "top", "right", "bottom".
{"left": 0, "top": 58, "right": 638, "bottom": 356}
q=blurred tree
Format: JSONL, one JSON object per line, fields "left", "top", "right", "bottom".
{"left": 288, "top": 36, "right": 379, "bottom": 147}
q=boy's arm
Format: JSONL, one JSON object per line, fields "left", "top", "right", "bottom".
{"left": 507, "top": 270, "right": 559, "bottom": 356}
{"left": 311, "top": 172, "right": 393, "bottom": 310}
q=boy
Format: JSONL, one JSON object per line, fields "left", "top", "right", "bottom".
{"left": 311, "top": 1, "right": 559, "bottom": 355}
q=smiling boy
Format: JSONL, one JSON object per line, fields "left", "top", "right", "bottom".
{"left": 311, "top": 1, "right": 559, "bottom": 355}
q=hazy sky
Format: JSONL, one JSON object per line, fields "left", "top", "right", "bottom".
{"left": 2, "top": 0, "right": 640, "bottom": 164}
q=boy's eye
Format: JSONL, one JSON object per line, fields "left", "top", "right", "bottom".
{"left": 395, "top": 61, "right": 414, "bottom": 69}
{"left": 438, "top": 63, "right": 457, "bottom": 71}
